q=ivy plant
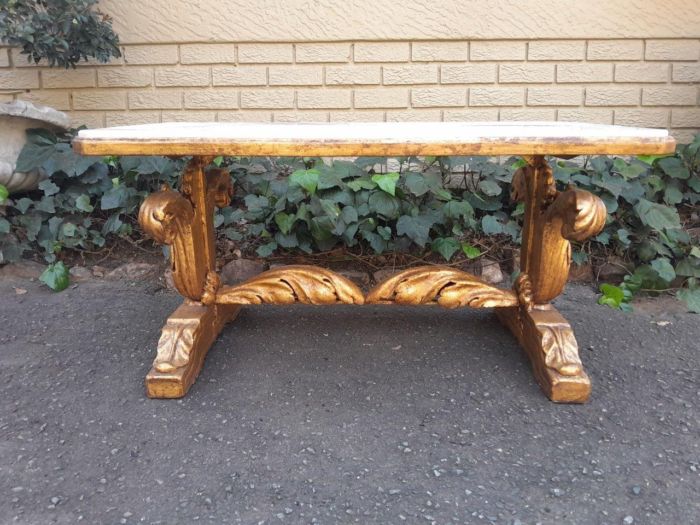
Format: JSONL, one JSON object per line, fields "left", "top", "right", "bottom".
{"left": 0, "top": 128, "right": 698, "bottom": 312}
{"left": 0, "top": 0, "right": 121, "bottom": 68}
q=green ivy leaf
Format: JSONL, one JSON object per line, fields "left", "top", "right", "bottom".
{"left": 274, "top": 212, "right": 296, "bottom": 235}
{"left": 100, "top": 186, "right": 128, "bottom": 210}
{"left": 443, "top": 200, "right": 474, "bottom": 220}
{"left": 663, "top": 184, "right": 683, "bottom": 205}
{"left": 346, "top": 177, "right": 376, "bottom": 192}
{"left": 35, "top": 196, "right": 56, "bottom": 213}
{"left": 377, "top": 225, "right": 392, "bottom": 241}
{"left": 676, "top": 257, "right": 700, "bottom": 278}
{"left": 75, "top": 194, "right": 94, "bottom": 213}
{"left": 688, "top": 174, "right": 700, "bottom": 192}
{"left": 61, "top": 222, "right": 77, "bottom": 237}
{"left": 290, "top": 169, "right": 320, "bottom": 194}
{"left": 634, "top": 199, "right": 681, "bottom": 231}
{"left": 368, "top": 192, "right": 400, "bottom": 219}
{"left": 256, "top": 241, "right": 277, "bottom": 257}
{"left": 341, "top": 206, "right": 358, "bottom": 224}
{"left": 478, "top": 179, "right": 502, "bottom": 197}
{"left": 481, "top": 215, "right": 504, "bottom": 235}
{"left": 432, "top": 237, "right": 460, "bottom": 261}
{"left": 15, "top": 129, "right": 58, "bottom": 172}
{"left": 677, "top": 287, "right": 700, "bottom": 314}
{"left": 39, "top": 261, "right": 70, "bottom": 292}
{"left": 38, "top": 179, "right": 60, "bottom": 196}
{"left": 396, "top": 214, "right": 435, "bottom": 247}
{"left": 0, "top": 184, "right": 8, "bottom": 204}
{"left": 405, "top": 172, "right": 430, "bottom": 196}
{"left": 319, "top": 199, "right": 341, "bottom": 220}
{"left": 612, "top": 158, "right": 647, "bottom": 180}
{"left": 461, "top": 242, "right": 481, "bottom": 259}
{"left": 650, "top": 257, "right": 676, "bottom": 283}
{"left": 0, "top": 217, "right": 10, "bottom": 234}
{"left": 598, "top": 283, "right": 626, "bottom": 309}
{"left": 658, "top": 157, "right": 690, "bottom": 180}
{"left": 371, "top": 172, "right": 400, "bottom": 196}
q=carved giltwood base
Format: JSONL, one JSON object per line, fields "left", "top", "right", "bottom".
{"left": 136, "top": 155, "right": 606, "bottom": 403}
{"left": 146, "top": 302, "right": 241, "bottom": 398}
{"left": 496, "top": 305, "right": 590, "bottom": 403}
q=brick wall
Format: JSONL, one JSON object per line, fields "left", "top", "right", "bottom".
{"left": 1, "top": 39, "right": 699, "bottom": 142}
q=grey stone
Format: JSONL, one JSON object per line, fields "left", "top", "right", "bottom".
{"left": 337, "top": 269, "right": 371, "bottom": 289}
{"left": 105, "top": 263, "right": 159, "bottom": 281}
{"left": 596, "top": 256, "right": 633, "bottom": 283}
{"left": 163, "top": 269, "right": 176, "bottom": 291}
{"left": 372, "top": 268, "right": 396, "bottom": 284}
{"left": 69, "top": 266, "right": 92, "bottom": 282}
{"left": 478, "top": 257, "right": 504, "bottom": 284}
{"left": 220, "top": 259, "right": 266, "bottom": 285}
{"left": 0, "top": 260, "right": 45, "bottom": 280}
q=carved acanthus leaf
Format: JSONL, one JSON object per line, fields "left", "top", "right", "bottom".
{"left": 154, "top": 318, "right": 199, "bottom": 373}
{"left": 215, "top": 265, "right": 365, "bottom": 305}
{"left": 541, "top": 325, "right": 582, "bottom": 376}
{"left": 366, "top": 266, "right": 519, "bottom": 308}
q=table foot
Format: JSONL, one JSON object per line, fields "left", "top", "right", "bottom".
{"left": 146, "top": 302, "right": 240, "bottom": 398}
{"left": 496, "top": 305, "right": 590, "bottom": 403}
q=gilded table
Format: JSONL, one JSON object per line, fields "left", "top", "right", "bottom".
{"left": 73, "top": 122, "right": 675, "bottom": 403}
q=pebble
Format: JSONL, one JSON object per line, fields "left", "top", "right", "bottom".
{"left": 50, "top": 496, "right": 60, "bottom": 504}
{"left": 550, "top": 488, "right": 563, "bottom": 497}
{"left": 631, "top": 486, "right": 641, "bottom": 495}
{"left": 623, "top": 516, "right": 634, "bottom": 524}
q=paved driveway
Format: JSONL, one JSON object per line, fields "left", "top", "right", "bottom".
{"left": 0, "top": 277, "right": 698, "bottom": 524}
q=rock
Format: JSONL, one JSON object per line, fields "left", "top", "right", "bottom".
{"left": 568, "top": 262, "right": 593, "bottom": 282}
{"left": 0, "top": 260, "right": 45, "bottom": 280}
{"left": 595, "top": 256, "right": 633, "bottom": 283}
{"left": 164, "top": 269, "right": 177, "bottom": 291}
{"left": 372, "top": 268, "right": 396, "bottom": 284}
{"left": 105, "top": 263, "right": 159, "bottom": 281}
{"left": 69, "top": 265, "right": 92, "bottom": 282}
{"left": 337, "top": 269, "right": 370, "bottom": 289}
{"left": 220, "top": 259, "right": 266, "bottom": 285}
{"left": 477, "top": 257, "right": 504, "bottom": 284}
{"left": 91, "top": 265, "right": 107, "bottom": 278}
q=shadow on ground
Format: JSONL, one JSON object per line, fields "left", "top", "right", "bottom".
{"left": 0, "top": 278, "right": 698, "bottom": 524}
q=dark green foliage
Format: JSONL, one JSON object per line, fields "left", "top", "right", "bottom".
{"left": 0, "top": 128, "right": 698, "bottom": 310}
{"left": 0, "top": 0, "right": 121, "bottom": 68}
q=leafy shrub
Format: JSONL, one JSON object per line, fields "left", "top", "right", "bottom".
{"left": 0, "top": 128, "right": 698, "bottom": 310}
{"left": 0, "top": 0, "right": 121, "bottom": 68}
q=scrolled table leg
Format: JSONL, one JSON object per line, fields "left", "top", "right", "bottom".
{"left": 497, "top": 155, "right": 606, "bottom": 403}
{"left": 138, "top": 157, "right": 239, "bottom": 398}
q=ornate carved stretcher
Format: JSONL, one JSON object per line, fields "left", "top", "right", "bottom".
{"left": 73, "top": 122, "right": 675, "bottom": 403}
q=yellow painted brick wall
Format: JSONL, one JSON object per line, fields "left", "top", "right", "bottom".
{"left": 1, "top": 39, "right": 699, "bottom": 141}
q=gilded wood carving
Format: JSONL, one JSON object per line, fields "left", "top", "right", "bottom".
{"left": 494, "top": 155, "right": 607, "bottom": 403}
{"left": 511, "top": 158, "right": 606, "bottom": 304}
{"left": 366, "top": 266, "right": 520, "bottom": 308}
{"left": 134, "top": 152, "right": 614, "bottom": 403}
{"left": 215, "top": 265, "right": 365, "bottom": 305}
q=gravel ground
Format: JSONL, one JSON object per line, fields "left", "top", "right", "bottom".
{"left": 0, "top": 276, "right": 698, "bottom": 525}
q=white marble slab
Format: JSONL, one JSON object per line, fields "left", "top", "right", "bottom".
{"left": 78, "top": 121, "right": 669, "bottom": 143}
